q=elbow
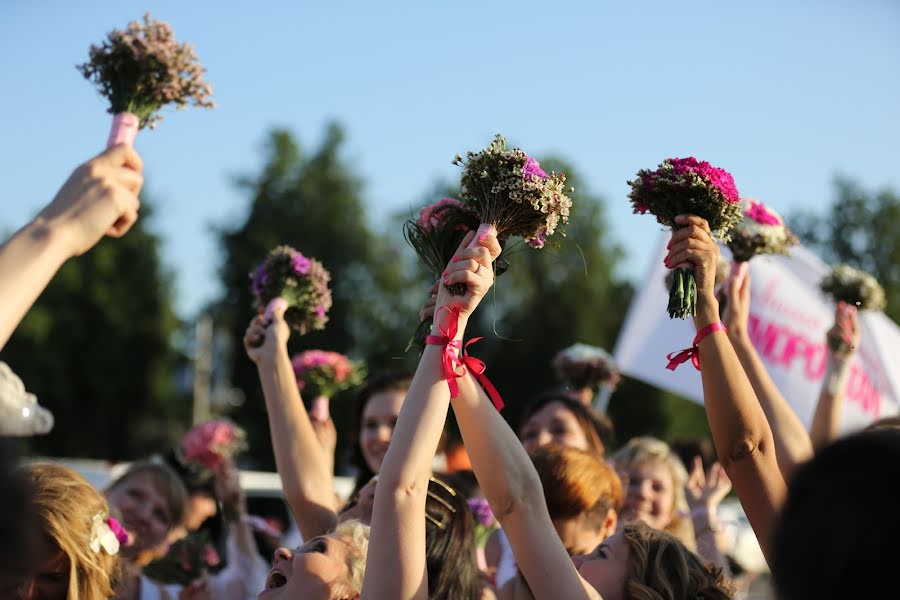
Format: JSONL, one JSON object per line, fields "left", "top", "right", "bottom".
{"left": 719, "top": 432, "right": 773, "bottom": 472}
{"left": 490, "top": 465, "right": 545, "bottom": 524}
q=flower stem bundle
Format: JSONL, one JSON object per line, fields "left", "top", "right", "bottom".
{"left": 628, "top": 157, "right": 743, "bottom": 319}
{"left": 403, "top": 198, "right": 508, "bottom": 350}
{"left": 79, "top": 13, "right": 214, "bottom": 148}
{"left": 250, "top": 246, "right": 332, "bottom": 337}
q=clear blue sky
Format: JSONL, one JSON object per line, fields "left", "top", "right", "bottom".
{"left": 2, "top": 1, "right": 898, "bottom": 317}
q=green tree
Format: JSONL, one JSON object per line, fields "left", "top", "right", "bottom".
{"left": 0, "top": 200, "right": 183, "bottom": 459}
{"left": 791, "top": 177, "right": 900, "bottom": 322}
{"left": 215, "top": 124, "right": 414, "bottom": 469}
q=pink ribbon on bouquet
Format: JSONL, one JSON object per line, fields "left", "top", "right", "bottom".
{"left": 426, "top": 307, "right": 504, "bottom": 411}
{"left": 666, "top": 322, "right": 728, "bottom": 371}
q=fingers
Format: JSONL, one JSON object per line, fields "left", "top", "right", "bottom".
{"left": 99, "top": 143, "right": 144, "bottom": 174}
{"left": 115, "top": 166, "right": 145, "bottom": 195}
{"left": 476, "top": 232, "right": 502, "bottom": 261}
{"left": 666, "top": 245, "right": 718, "bottom": 271}
{"left": 674, "top": 214, "right": 712, "bottom": 234}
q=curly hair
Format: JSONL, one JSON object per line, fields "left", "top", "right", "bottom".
{"left": 333, "top": 519, "right": 370, "bottom": 593}
{"left": 24, "top": 463, "right": 120, "bottom": 600}
{"left": 623, "top": 522, "right": 732, "bottom": 600}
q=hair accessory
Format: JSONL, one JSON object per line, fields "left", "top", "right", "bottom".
{"left": 90, "top": 513, "right": 126, "bottom": 555}
{"left": 425, "top": 476, "right": 458, "bottom": 529}
{"left": 666, "top": 322, "right": 728, "bottom": 371}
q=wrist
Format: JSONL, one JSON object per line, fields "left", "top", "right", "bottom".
{"left": 432, "top": 306, "right": 467, "bottom": 341}
{"left": 695, "top": 294, "right": 721, "bottom": 329}
{"left": 21, "top": 216, "right": 72, "bottom": 264}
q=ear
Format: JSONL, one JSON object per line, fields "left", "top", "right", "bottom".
{"left": 601, "top": 508, "right": 618, "bottom": 539}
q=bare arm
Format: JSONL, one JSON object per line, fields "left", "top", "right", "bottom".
{"left": 244, "top": 305, "right": 337, "bottom": 540}
{"left": 0, "top": 145, "right": 143, "bottom": 349}
{"left": 724, "top": 269, "right": 813, "bottom": 479}
{"left": 362, "top": 231, "right": 497, "bottom": 600}
{"left": 685, "top": 457, "right": 731, "bottom": 573}
{"left": 810, "top": 304, "right": 859, "bottom": 451}
{"left": 667, "top": 216, "right": 787, "bottom": 566}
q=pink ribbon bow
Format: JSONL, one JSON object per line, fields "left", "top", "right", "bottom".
{"left": 426, "top": 307, "right": 504, "bottom": 411}
{"left": 666, "top": 322, "right": 728, "bottom": 372}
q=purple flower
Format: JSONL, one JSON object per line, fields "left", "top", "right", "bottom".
{"left": 292, "top": 253, "right": 312, "bottom": 275}
{"left": 527, "top": 228, "right": 548, "bottom": 249}
{"left": 467, "top": 497, "right": 496, "bottom": 527}
{"left": 523, "top": 156, "right": 548, "bottom": 180}
{"left": 251, "top": 266, "right": 268, "bottom": 295}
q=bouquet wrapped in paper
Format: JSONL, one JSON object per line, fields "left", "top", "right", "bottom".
{"left": 820, "top": 264, "right": 886, "bottom": 352}
{"left": 727, "top": 198, "right": 797, "bottom": 270}
{"left": 553, "top": 344, "right": 621, "bottom": 411}
{"left": 179, "top": 419, "right": 247, "bottom": 475}
{"left": 628, "top": 157, "right": 743, "bottom": 319}
{"left": 448, "top": 134, "right": 572, "bottom": 293}
{"left": 291, "top": 350, "right": 366, "bottom": 422}
{"left": 403, "top": 198, "right": 509, "bottom": 351}
{"left": 143, "top": 529, "right": 223, "bottom": 586}
{"left": 79, "top": 13, "right": 214, "bottom": 148}
{"left": 250, "top": 245, "right": 332, "bottom": 335}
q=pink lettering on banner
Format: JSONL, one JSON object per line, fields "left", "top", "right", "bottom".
{"left": 747, "top": 313, "right": 881, "bottom": 417}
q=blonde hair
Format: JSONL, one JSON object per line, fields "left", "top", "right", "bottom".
{"left": 333, "top": 519, "right": 370, "bottom": 593}
{"left": 23, "top": 463, "right": 119, "bottom": 600}
{"left": 622, "top": 522, "right": 732, "bottom": 600}
{"left": 613, "top": 437, "right": 694, "bottom": 549}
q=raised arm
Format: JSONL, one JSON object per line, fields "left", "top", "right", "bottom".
{"left": 0, "top": 145, "right": 142, "bottom": 349}
{"left": 666, "top": 215, "right": 787, "bottom": 566}
{"left": 809, "top": 303, "right": 859, "bottom": 451}
{"left": 362, "top": 231, "right": 496, "bottom": 600}
{"left": 243, "top": 303, "right": 337, "bottom": 540}
{"left": 723, "top": 268, "right": 813, "bottom": 479}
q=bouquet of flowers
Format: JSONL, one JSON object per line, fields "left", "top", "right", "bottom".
{"left": 403, "top": 198, "right": 509, "bottom": 351}
{"left": 467, "top": 497, "right": 498, "bottom": 550}
{"left": 820, "top": 264, "right": 886, "bottom": 312}
{"left": 143, "top": 529, "right": 223, "bottom": 586}
{"left": 448, "top": 134, "right": 573, "bottom": 293}
{"left": 250, "top": 245, "right": 332, "bottom": 336}
{"left": 628, "top": 157, "right": 743, "bottom": 319}
{"left": 553, "top": 344, "right": 621, "bottom": 410}
{"left": 291, "top": 350, "right": 366, "bottom": 422}
{"left": 179, "top": 419, "right": 247, "bottom": 474}
{"left": 0, "top": 362, "right": 54, "bottom": 437}
{"left": 79, "top": 13, "right": 214, "bottom": 148}
{"left": 727, "top": 199, "right": 797, "bottom": 264}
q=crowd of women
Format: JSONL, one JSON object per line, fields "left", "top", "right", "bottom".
{"left": 1, "top": 144, "right": 898, "bottom": 600}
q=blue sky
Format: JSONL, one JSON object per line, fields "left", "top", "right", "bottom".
{"left": 2, "top": 1, "right": 898, "bottom": 317}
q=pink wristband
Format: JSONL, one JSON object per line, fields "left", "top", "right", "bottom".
{"left": 666, "top": 322, "right": 728, "bottom": 371}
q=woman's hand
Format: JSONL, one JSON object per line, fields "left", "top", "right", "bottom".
{"left": 243, "top": 300, "right": 290, "bottom": 366}
{"left": 666, "top": 215, "right": 721, "bottom": 302}
{"left": 826, "top": 302, "right": 860, "bottom": 359}
{"left": 724, "top": 267, "right": 751, "bottom": 340}
{"left": 686, "top": 457, "right": 732, "bottom": 513}
{"left": 435, "top": 231, "right": 502, "bottom": 327}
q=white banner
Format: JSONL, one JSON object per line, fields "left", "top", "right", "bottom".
{"left": 613, "top": 234, "right": 900, "bottom": 433}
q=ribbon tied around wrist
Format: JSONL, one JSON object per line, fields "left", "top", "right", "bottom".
{"left": 666, "top": 322, "right": 728, "bottom": 371}
{"left": 426, "top": 306, "right": 504, "bottom": 411}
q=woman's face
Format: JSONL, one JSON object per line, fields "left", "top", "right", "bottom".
{"left": 572, "top": 532, "right": 630, "bottom": 600}
{"left": 260, "top": 536, "right": 359, "bottom": 600}
{"left": 106, "top": 474, "right": 175, "bottom": 557}
{"left": 15, "top": 535, "right": 69, "bottom": 600}
{"left": 359, "top": 390, "right": 405, "bottom": 473}
{"left": 619, "top": 461, "right": 676, "bottom": 531}
{"left": 520, "top": 402, "right": 590, "bottom": 453}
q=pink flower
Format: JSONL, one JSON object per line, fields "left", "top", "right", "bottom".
{"left": 292, "top": 253, "right": 312, "bottom": 275}
{"left": 527, "top": 228, "right": 548, "bottom": 248}
{"left": 417, "top": 198, "right": 464, "bottom": 232}
{"left": 669, "top": 157, "right": 740, "bottom": 204}
{"left": 315, "top": 305, "right": 326, "bottom": 317}
{"left": 201, "top": 544, "right": 221, "bottom": 567}
{"left": 746, "top": 200, "right": 780, "bottom": 225}
{"left": 523, "top": 156, "right": 547, "bottom": 180}
{"left": 181, "top": 420, "right": 246, "bottom": 470}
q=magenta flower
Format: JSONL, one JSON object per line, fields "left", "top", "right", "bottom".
{"left": 523, "top": 156, "right": 548, "bottom": 180}
{"left": 292, "top": 253, "right": 312, "bottom": 275}
{"left": 526, "top": 227, "right": 548, "bottom": 249}
{"left": 417, "top": 197, "right": 465, "bottom": 232}
{"left": 746, "top": 200, "right": 781, "bottom": 225}
{"left": 467, "top": 497, "right": 496, "bottom": 528}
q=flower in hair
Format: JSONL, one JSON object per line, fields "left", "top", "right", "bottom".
{"left": 90, "top": 513, "right": 127, "bottom": 555}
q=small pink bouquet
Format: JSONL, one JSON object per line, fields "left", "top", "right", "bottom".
{"left": 403, "top": 198, "right": 509, "bottom": 350}
{"left": 291, "top": 350, "right": 366, "bottom": 421}
{"left": 79, "top": 13, "right": 214, "bottom": 149}
{"left": 727, "top": 199, "right": 797, "bottom": 265}
{"left": 180, "top": 419, "right": 247, "bottom": 473}
{"left": 448, "top": 134, "right": 572, "bottom": 293}
{"left": 143, "top": 529, "right": 223, "bottom": 585}
{"left": 250, "top": 245, "right": 332, "bottom": 335}
{"left": 628, "top": 157, "right": 743, "bottom": 319}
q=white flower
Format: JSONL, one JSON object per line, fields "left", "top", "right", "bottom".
{"left": 90, "top": 513, "right": 121, "bottom": 555}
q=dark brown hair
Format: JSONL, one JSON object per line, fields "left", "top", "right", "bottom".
{"left": 518, "top": 392, "right": 613, "bottom": 457}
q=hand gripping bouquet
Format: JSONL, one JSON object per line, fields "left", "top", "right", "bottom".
{"left": 820, "top": 264, "right": 886, "bottom": 352}
{"left": 628, "top": 157, "right": 743, "bottom": 319}
{"left": 448, "top": 134, "right": 573, "bottom": 294}
{"left": 403, "top": 198, "right": 509, "bottom": 351}
{"left": 249, "top": 245, "right": 332, "bottom": 340}
{"left": 553, "top": 344, "right": 622, "bottom": 411}
{"left": 726, "top": 198, "right": 797, "bottom": 280}
{"left": 291, "top": 350, "right": 366, "bottom": 423}
{"left": 79, "top": 13, "right": 214, "bottom": 148}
